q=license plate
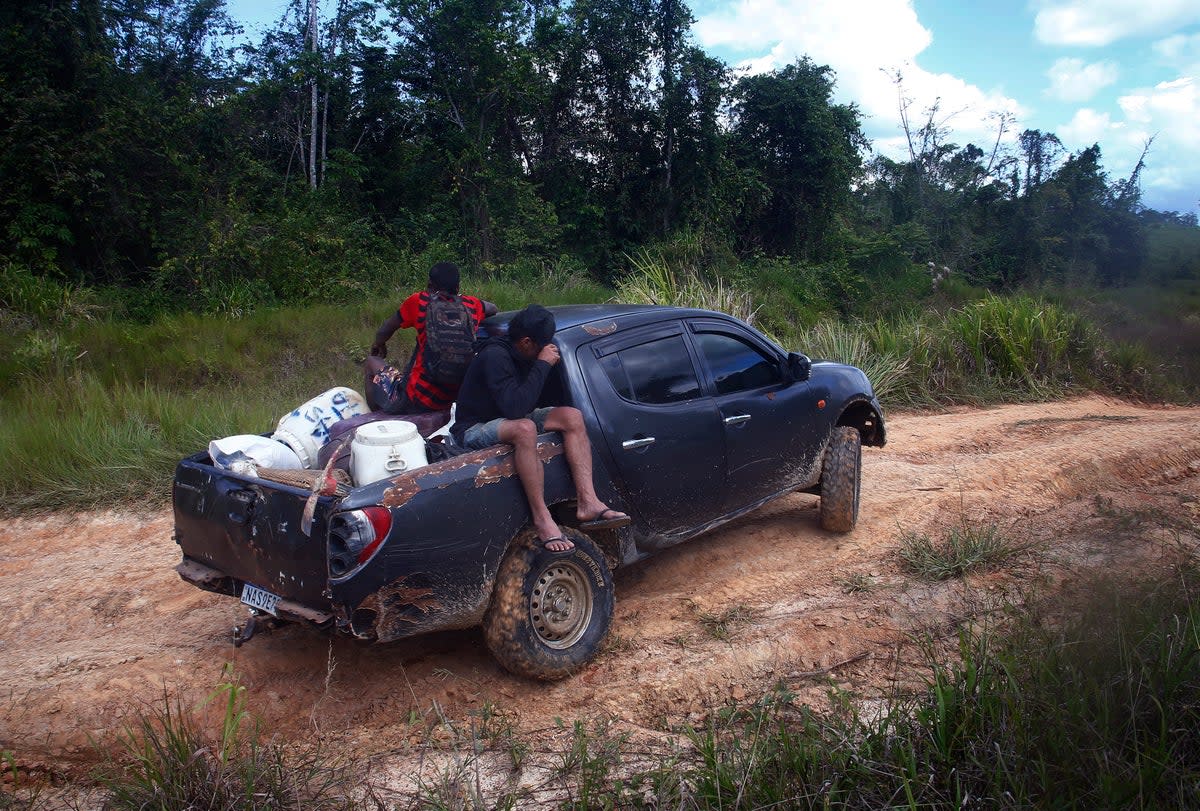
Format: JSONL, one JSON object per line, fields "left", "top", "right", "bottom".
{"left": 240, "top": 583, "right": 280, "bottom": 616}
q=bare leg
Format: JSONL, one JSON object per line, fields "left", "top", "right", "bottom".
{"left": 498, "top": 418, "right": 572, "bottom": 551}
{"left": 363, "top": 356, "right": 387, "bottom": 411}
{"left": 544, "top": 407, "right": 628, "bottom": 524}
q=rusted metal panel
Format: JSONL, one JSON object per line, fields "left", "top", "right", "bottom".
{"left": 474, "top": 440, "right": 564, "bottom": 487}
{"left": 362, "top": 572, "right": 494, "bottom": 642}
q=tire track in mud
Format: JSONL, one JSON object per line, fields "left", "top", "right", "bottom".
{"left": 2, "top": 396, "right": 1199, "bottom": 771}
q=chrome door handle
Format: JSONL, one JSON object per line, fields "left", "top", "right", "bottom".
{"left": 622, "top": 437, "right": 656, "bottom": 450}
{"left": 723, "top": 414, "right": 751, "bottom": 426}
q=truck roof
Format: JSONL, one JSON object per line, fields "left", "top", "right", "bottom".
{"left": 482, "top": 303, "right": 730, "bottom": 337}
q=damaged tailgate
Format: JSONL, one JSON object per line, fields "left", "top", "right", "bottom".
{"left": 172, "top": 452, "right": 333, "bottom": 608}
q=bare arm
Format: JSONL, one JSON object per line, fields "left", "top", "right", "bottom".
{"left": 371, "top": 311, "right": 404, "bottom": 357}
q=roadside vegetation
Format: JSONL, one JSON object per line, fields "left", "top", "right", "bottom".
{"left": 1, "top": 255, "right": 1196, "bottom": 515}
{"left": 899, "top": 520, "right": 1024, "bottom": 580}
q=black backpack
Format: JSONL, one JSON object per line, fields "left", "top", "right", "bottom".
{"left": 422, "top": 294, "right": 476, "bottom": 387}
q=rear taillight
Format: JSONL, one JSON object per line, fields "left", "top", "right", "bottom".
{"left": 328, "top": 507, "right": 394, "bottom": 577}
{"left": 358, "top": 507, "right": 392, "bottom": 564}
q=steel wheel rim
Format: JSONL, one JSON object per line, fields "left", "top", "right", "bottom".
{"left": 529, "top": 559, "right": 593, "bottom": 649}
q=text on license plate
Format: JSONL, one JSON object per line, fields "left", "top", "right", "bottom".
{"left": 240, "top": 583, "right": 280, "bottom": 616}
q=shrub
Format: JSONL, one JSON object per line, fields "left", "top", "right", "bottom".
{"left": 98, "top": 670, "right": 360, "bottom": 811}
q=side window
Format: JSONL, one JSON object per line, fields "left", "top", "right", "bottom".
{"left": 599, "top": 335, "right": 702, "bottom": 404}
{"left": 694, "top": 331, "right": 782, "bottom": 395}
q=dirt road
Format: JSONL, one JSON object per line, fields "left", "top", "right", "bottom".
{"left": 3, "top": 395, "right": 1199, "bottom": 791}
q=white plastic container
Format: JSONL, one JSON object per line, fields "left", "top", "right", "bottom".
{"left": 272, "top": 386, "right": 369, "bottom": 468}
{"left": 351, "top": 421, "right": 428, "bottom": 486}
{"left": 208, "top": 435, "right": 303, "bottom": 473}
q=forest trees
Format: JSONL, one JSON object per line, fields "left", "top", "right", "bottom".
{"left": 0, "top": 0, "right": 240, "bottom": 283}
{"left": 0, "top": 0, "right": 1186, "bottom": 313}
{"left": 730, "top": 59, "right": 865, "bottom": 261}
{"left": 856, "top": 102, "right": 1158, "bottom": 291}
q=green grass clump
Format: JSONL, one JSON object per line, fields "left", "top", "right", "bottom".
{"left": 843, "top": 294, "right": 1107, "bottom": 407}
{"left": 694, "top": 604, "right": 759, "bottom": 641}
{"left": 899, "top": 521, "right": 1019, "bottom": 580}
{"left": 801, "top": 320, "right": 910, "bottom": 404}
{"left": 943, "top": 292, "right": 1094, "bottom": 389}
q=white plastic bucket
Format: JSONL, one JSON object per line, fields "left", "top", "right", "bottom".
{"left": 351, "top": 421, "right": 428, "bottom": 486}
{"left": 272, "top": 386, "right": 369, "bottom": 468}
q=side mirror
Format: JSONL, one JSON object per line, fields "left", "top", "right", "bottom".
{"left": 787, "top": 352, "right": 812, "bottom": 383}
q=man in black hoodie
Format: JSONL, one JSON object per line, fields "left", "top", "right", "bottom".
{"left": 452, "top": 304, "right": 630, "bottom": 552}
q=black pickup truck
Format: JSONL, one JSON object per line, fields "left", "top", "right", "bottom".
{"left": 172, "top": 304, "right": 886, "bottom": 679}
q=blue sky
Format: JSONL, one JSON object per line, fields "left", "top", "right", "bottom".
{"left": 691, "top": 0, "right": 1200, "bottom": 214}
{"left": 226, "top": 0, "right": 1199, "bottom": 214}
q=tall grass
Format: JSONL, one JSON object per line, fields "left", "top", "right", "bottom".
{"left": 0, "top": 375, "right": 285, "bottom": 512}
{"left": 943, "top": 293, "right": 1094, "bottom": 389}
{"left": 800, "top": 320, "right": 910, "bottom": 404}
{"left": 848, "top": 295, "right": 1107, "bottom": 407}
{"left": 615, "top": 248, "right": 759, "bottom": 325}
{"left": 646, "top": 564, "right": 1200, "bottom": 808}
{"left": 0, "top": 273, "right": 602, "bottom": 514}
{"left": 0, "top": 261, "right": 101, "bottom": 328}
{"left": 98, "top": 669, "right": 360, "bottom": 811}
{"left": 612, "top": 256, "right": 1138, "bottom": 407}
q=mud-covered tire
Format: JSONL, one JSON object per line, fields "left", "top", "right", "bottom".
{"left": 483, "top": 527, "right": 614, "bottom": 680}
{"left": 819, "top": 426, "right": 862, "bottom": 533}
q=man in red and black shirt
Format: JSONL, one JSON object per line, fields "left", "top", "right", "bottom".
{"left": 363, "top": 262, "right": 497, "bottom": 414}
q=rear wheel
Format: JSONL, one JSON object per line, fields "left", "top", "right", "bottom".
{"left": 819, "top": 426, "right": 861, "bottom": 532}
{"left": 483, "top": 527, "right": 614, "bottom": 680}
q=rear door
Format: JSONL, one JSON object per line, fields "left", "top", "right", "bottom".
{"left": 580, "top": 321, "right": 727, "bottom": 534}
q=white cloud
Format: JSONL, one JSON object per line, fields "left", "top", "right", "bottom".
{"left": 695, "top": 0, "right": 931, "bottom": 65}
{"left": 1059, "top": 77, "right": 1199, "bottom": 210}
{"left": 1046, "top": 58, "right": 1119, "bottom": 102}
{"left": 1059, "top": 108, "right": 1117, "bottom": 146}
{"left": 693, "top": 0, "right": 1024, "bottom": 159}
{"left": 1033, "top": 1, "right": 1200, "bottom": 47}
{"left": 1153, "top": 32, "right": 1200, "bottom": 75}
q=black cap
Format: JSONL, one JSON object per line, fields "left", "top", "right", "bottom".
{"left": 508, "top": 304, "right": 556, "bottom": 345}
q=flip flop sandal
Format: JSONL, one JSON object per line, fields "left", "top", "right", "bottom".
{"left": 539, "top": 535, "right": 575, "bottom": 552}
{"left": 579, "top": 509, "right": 632, "bottom": 530}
